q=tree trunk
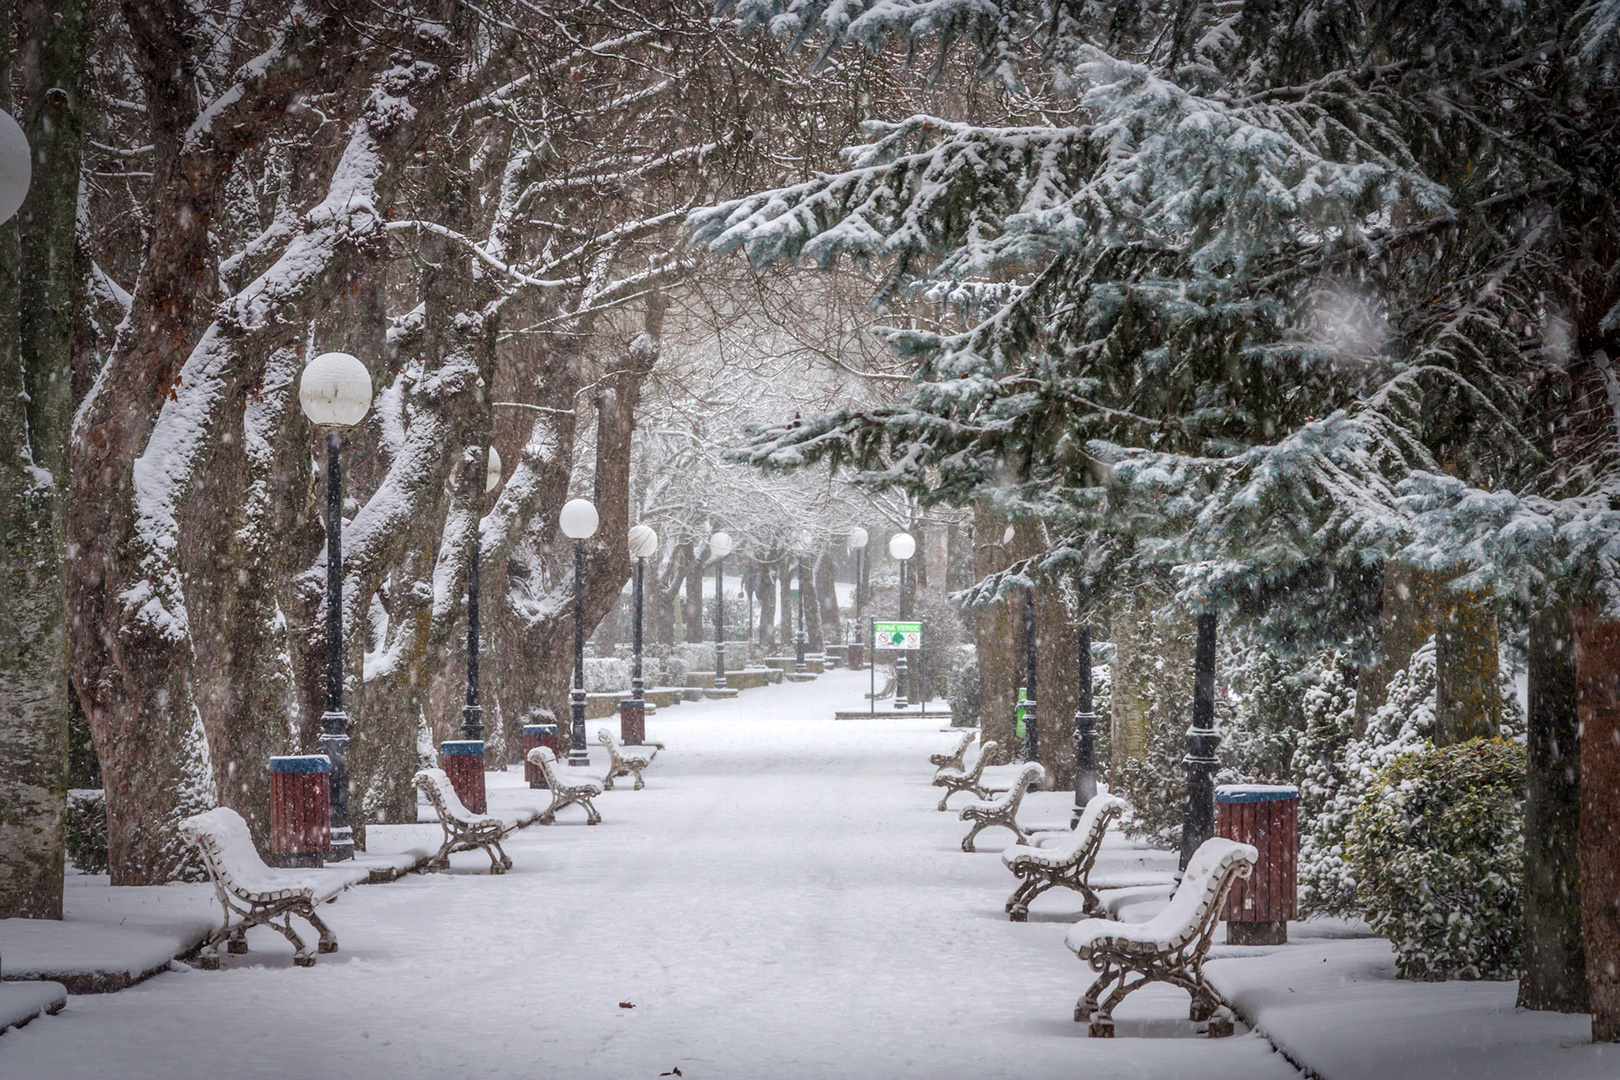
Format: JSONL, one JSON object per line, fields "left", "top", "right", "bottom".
{"left": 1519, "top": 606, "right": 1586, "bottom": 1012}
{"left": 1108, "top": 571, "right": 1193, "bottom": 770}
{"left": 805, "top": 558, "right": 824, "bottom": 651}
{"left": 1574, "top": 608, "right": 1620, "bottom": 1041}
{"left": 778, "top": 555, "right": 794, "bottom": 649}
{"left": 0, "top": 0, "right": 85, "bottom": 917}
{"left": 816, "top": 553, "right": 840, "bottom": 645}
{"left": 1434, "top": 588, "right": 1501, "bottom": 744}
{"left": 974, "top": 504, "right": 1018, "bottom": 756}
{"left": 1359, "top": 562, "right": 1437, "bottom": 727}
{"left": 1036, "top": 574, "right": 1077, "bottom": 791}
{"left": 684, "top": 548, "right": 703, "bottom": 645}
{"left": 756, "top": 559, "right": 776, "bottom": 649}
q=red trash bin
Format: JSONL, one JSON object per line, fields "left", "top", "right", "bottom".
{"left": 1216, "top": 784, "right": 1298, "bottom": 945}
{"left": 523, "top": 723, "right": 559, "bottom": 789}
{"left": 438, "top": 739, "right": 487, "bottom": 814}
{"left": 269, "top": 755, "right": 331, "bottom": 868}
{"left": 846, "top": 642, "right": 865, "bottom": 671}
{"left": 619, "top": 699, "right": 646, "bottom": 746}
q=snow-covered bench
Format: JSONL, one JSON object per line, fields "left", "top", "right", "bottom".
{"left": 414, "top": 768, "right": 513, "bottom": 874}
{"left": 1002, "top": 793, "right": 1129, "bottom": 921}
{"left": 930, "top": 730, "right": 976, "bottom": 777}
{"left": 1066, "top": 837, "right": 1257, "bottom": 1038}
{"left": 179, "top": 806, "right": 361, "bottom": 968}
{"left": 525, "top": 746, "right": 604, "bottom": 824}
{"left": 597, "top": 727, "right": 660, "bottom": 790}
{"left": 932, "top": 738, "right": 1000, "bottom": 811}
{"left": 957, "top": 761, "right": 1045, "bottom": 852}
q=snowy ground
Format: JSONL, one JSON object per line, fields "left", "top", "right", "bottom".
{"left": 2, "top": 669, "right": 1607, "bottom": 1079}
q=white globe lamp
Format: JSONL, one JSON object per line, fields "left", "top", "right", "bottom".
{"left": 847, "top": 527, "right": 869, "bottom": 550}
{"left": 0, "top": 111, "right": 30, "bottom": 226}
{"left": 485, "top": 445, "right": 502, "bottom": 493}
{"left": 559, "top": 498, "right": 599, "bottom": 540}
{"left": 299, "top": 352, "right": 373, "bottom": 428}
{"left": 709, "top": 530, "right": 733, "bottom": 560}
{"left": 628, "top": 524, "right": 658, "bottom": 559}
{"left": 889, "top": 531, "right": 916, "bottom": 561}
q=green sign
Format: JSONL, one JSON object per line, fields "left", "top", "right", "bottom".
{"left": 873, "top": 620, "right": 923, "bottom": 650}
{"left": 1014, "top": 686, "right": 1028, "bottom": 738}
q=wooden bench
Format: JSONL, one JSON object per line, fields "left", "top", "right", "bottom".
{"left": 930, "top": 730, "right": 976, "bottom": 776}
{"left": 957, "top": 761, "right": 1045, "bottom": 852}
{"left": 1002, "top": 793, "right": 1146, "bottom": 920}
{"left": 932, "top": 738, "right": 1000, "bottom": 811}
{"left": 414, "top": 768, "right": 513, "bottom": 874}
{"left": 525, "top": 746, "right": 604, "bottom": 824}
{"left": 179, "top": 806, "right": 362, "bottom": 968}
{"left": 597, "top": 727, "right": 661, "bottom": 790}
{"left": 1065, "top": 837, "right": 1257, "bottom": 1038}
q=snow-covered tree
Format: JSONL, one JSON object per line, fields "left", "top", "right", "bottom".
{"left": 693, "top": 0, "right": 1619, "bottom": 1027}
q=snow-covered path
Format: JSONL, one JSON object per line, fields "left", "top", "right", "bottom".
{"left": 3, "top": 671, "right": 1300, "bottom": 1080}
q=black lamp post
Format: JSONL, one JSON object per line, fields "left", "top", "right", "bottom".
{"left": 848, "top": 526, "right": 868, "bottom": 639}
{"left": 1179, "top": 612, "right": 1221, "bottom": 871}
{"left": 1072, "top": 623, "right": 1099, "bottom": 825}
{"left": 559, "top": 497, "right": 599, "bottom": 767}
{"left": 1022, "top": 587, "right": 1039, "bottom": 764}
{"left": 794, "top": 554, "right": 809, "bottom": 675}
{"left": 889, "top": 531, "right": 916, "bottom": 709}
{"left": 299, "top": 351, "right": 374, "bottom": 863}
{"left": 710, "top": 530, "right": 733, "bottom": 690}
{"left": 462, "top": 446, "right": 502, "bottom": 741}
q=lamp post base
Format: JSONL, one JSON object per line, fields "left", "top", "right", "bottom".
{"left": 568, "top": 690, "right": 590, "bottom": 767}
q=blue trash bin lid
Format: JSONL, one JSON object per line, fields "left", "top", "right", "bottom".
{"left": 269, "top": 754, "right": 332, "bottom": 773}
{"left": 439, "top": 740, "right": 485, "bottom": 756}
{"left": 523, "top": 724, "right": 558, "bottom": 735}
{"left": 1215, "top": 783, "right": 1298, "bottom": 803}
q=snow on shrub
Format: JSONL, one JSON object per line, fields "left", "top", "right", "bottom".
{"left": 584, "top": 657, "right": 632, "bottom": 693}
{"left": 943, "top": 645, "right": 980, "bottom": 727}
{"left": 1346, "top": 737, "right": 1525, "bottom": 981}
{"left": 1297, "top": 641, "right": 1436, "bottom": 917}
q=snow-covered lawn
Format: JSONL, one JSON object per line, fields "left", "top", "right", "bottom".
{"left": 4, "top": 669, "right": 1609, "bottom": 1079}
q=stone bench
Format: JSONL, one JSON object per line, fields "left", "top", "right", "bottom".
{"left": 763, "top": 655, "right": 824, "bottom": 675}
{"left": 414, "top": 768, "right": 513, "bottom": 874}
{"left": 525, "top": 746, "right": 605, "bottom": 824}
{"left": 685, "top": 667, "right": 777, "bottom": 692}
{"left": 179, "top": 806, "right": 365, "bottom": 968}
{"left": 1002, "top": 793, "right": 1133, "bottom": 920}
{"left": 597, "top": 728, "right": 661, "bottom": 790}
{"left": 958, "top": 762, "right": 1045, "bottom": 851}
{"left": 1066, "top": 837, "right": 1257, "bottom": 1038}
{"left": 931, "top": 738, "right": 1000, "bottom": 811}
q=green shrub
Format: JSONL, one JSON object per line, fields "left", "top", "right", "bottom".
{"left": 943, "top": 645, "right": 980, "bottom": 727}
{"left": 1347, "top": 738, "right": 1525, "bottom": 981}
{"left": 66, "top": 789, "right": 109, "bottom": 875}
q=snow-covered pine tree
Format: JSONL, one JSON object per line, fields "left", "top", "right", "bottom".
{"left": 696, "top": 0, "right": 1619, "bottom": 1028}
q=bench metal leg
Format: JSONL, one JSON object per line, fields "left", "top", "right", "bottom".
{"left": 306, "top": 908, "right": 339, "bottom": 954}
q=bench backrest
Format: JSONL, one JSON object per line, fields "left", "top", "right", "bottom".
{"left": 963, "top": 738, "right": 998, "bottom": 778}
{"left": 179, "top": 806, "right": 286, "bottom": 900}
{"left": 596, "top": 727, "right": 625, "bottom": 763}
{"left": 941, "top": 730, "right": 973, "bottom": 761}
{"left": 415, "top": 768, "right": 477, "bottom": 824}
{"left": 527, "top": 744, "right": 563, "bottom": 786}
{"left": 1046, "top": 792, "right": 1127, "bottom": 863}
{"left": 982, "top": 762, "right": 1045, "bottom": 811}
{"left": 1152, "top": 837, "right": 1257, "bottom": 950}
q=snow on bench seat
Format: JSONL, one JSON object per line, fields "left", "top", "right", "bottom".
{"left": 957, "top": 761, "right": 1045, "bottom": 852}
{"left": 1065, "top": 836, "right": 1256, "bottom": 1038}
{"left": 1000, "top": 793, "right": 1137, "bottom": 920}
{"left": 179, "top": 807, "right": 367, "bottom": 968}
{"left": 597, "top": 727, "right": 661, "bottom": 790}
{"left": 415, "top": 768, "right": 514, "bottom": 874}
{"left": 525, "top": 746, "right": 605, "bottom": 824}
{"left": 931, "top": 738, "right": 999, "bottom": 811}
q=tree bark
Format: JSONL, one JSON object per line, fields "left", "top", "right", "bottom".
{"left": 0, "top": 0, "right": 85, "bottom": 918}
{"left": 974, "top": 504, "right": 1018, "bottom": 755}
{"left": 816, "top": 553, "right": 840, "bottom": 646}
{"left": 756, "top": 558, "right": 777, "bottom": 650}
{"left": 1574, "top": 608, "right": 1620, "bottom": 1041}
{"left": 1434, "top": 588, "right": 1501, "bottom": 744}
{"left": 1518, "top": 606, "right": 1586, "bottom": 1012}
{"left": 1359, "top": 562, "right": 1437, "bottom": 728}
